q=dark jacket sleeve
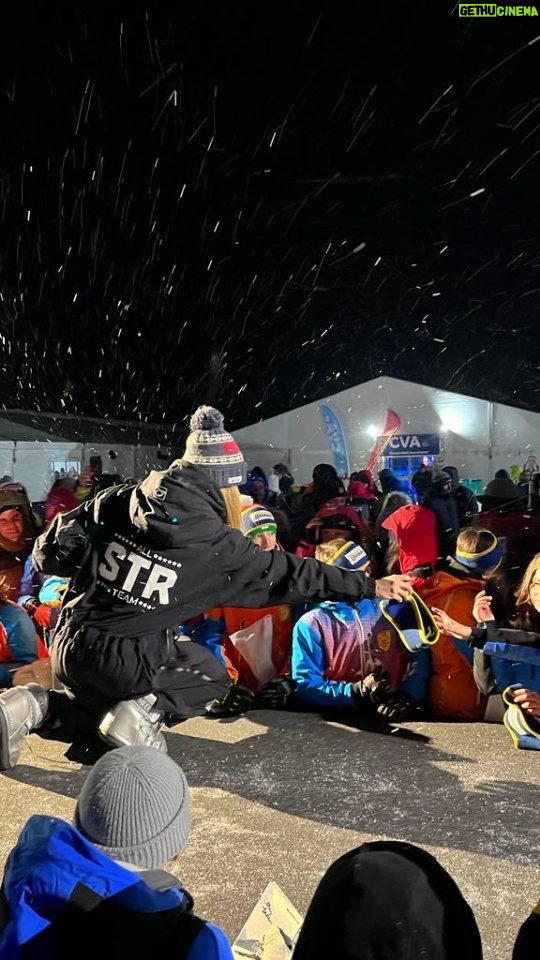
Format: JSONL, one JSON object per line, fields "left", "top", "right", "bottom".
{"left": 469, "top": 622, "right": 540, "bottom": 650}
{"left": 32, "top": 504, "right": 91, "bottom": 577}
{"left": 213, "top": 527, "right": 377, "bottom": 607}
{"left": 472, "top": 648, "right": 497, "bottom": 695}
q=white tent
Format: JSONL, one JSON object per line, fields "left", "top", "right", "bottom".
{"left": 234, "top": 376, "right": 540, "bottom": 486}
{"left": 0, "top": 410, "right": 181, "bottom": 502}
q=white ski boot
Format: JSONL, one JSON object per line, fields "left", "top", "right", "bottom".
{"left": 0, "top": 683, "right": 49, "bottom": 770}
{"left": 98, "top": 694, "right": 167, "bottom": 752}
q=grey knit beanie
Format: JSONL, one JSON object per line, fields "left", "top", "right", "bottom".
{"left": 74, "top": 746, "right": 191, "bottom": 869}
{"left": 183, "top": 405, "right": 247, "bottom": 488}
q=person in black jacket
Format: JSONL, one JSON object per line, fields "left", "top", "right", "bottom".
{"left": 423, "top": 471, "right": 460, "bottom": 559}
{"left": 0, "top": 407, "right": 413, "bottom": 770}
{"left": 443, "top": 466, "right": 479, "bottom": 526}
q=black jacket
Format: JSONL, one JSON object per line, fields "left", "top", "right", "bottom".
{"left": 34, "top": 463, "right": 376, "bottom": 636}
{"left": 424, "top": 492, "right": 460, "bottom": 557}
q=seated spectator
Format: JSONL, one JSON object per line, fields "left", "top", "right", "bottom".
{"left": 291, "top": 840, "right": 482, "bottom": 960}
{"left": 463, "top": 554, "right": 540, "bottom": 718}
{"left": 243, "top": 468, "right": 293, "bottom": 548}
{"left": 295, "top": 501, "right": 372, "bottom": 560}
{"left": 381, "top": 503, "right": 438, "bottom": 581}
{"left": 0, "top": 746, "right": 233, "bottom": 959}
{"left": 431, "top": 547, "right": 540, "bottom": 737}
{"left": 374, "top": 491, "right": 412, "bottom": 532}
{"left": 423, "top": 471, "right": 460, "bottom": 559}
{"left": 44, "top": 478, "right": 81, "bottom": 527}
{"left": 300, "top": 463, "right": 346, "bottom": 520}
{"left": 1, "top": 480, "right": 42, "bottom": 530}
{"left": 195, "top": 503, "right": 295, "bottom": 717}
{"left": 346, "top": 471, "right": 379, "bottom": 523}
{"left": 273, "top": 462, "right": 295, "bottom": 497}
{"left": 291, "top": 539, "right": 428, "bottom": 721}
{"left": 444, "top": 466, "right": 479, "bottom": 525}
{"left": 21, "top": 478, "right": 78, "bottom": 638}
{"left": 0, "top": 489, "right": 37, "bottom": 601}
{"left": 479, "top": 468, "right": 524, "bottom": 511}
{"left": 411, "top": 463, "right": 433, "bottom": 503}
{"left": 243, "top": 466, "right": 273, "bottom": 504}
{"left": 0, "top": 580, "right": 44, "bottom": 689}
{"left": 421, "top": 529, "right": 503, "bottom": 720}
{"left": 378, "top": 468, "right": 407, "bottom": 495}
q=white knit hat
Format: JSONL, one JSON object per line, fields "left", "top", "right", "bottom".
{"left": 183, "top": 405, "right": 247, "bottom": 487}
{"left": 74, "top": 746, "right": 191, "bottom": 869}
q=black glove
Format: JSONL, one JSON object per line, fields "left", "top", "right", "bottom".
{"left": 467, "top": 624, "right": 488, "bottom": 649}
{"left": 257, "top": 677, "right": 296, "bottom": 709}
{"left": 351, "top": 668, "right": 390, "bottom": 708}
{"left": 375, "top": 691, "right": 418, "bottom": 723}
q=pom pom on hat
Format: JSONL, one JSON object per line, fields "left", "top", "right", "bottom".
{"left": 183, "top": 405, "right": 247, "bottom": 489}
{"left": 189, "top": 405, "right": 225, "bottom": 433}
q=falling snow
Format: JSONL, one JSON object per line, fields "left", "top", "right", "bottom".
{"left": 0, "top": 6, "right": 538, "bottom": 431}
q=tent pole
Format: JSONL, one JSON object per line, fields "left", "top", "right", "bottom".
{"left": 488, "top": 402, "right": 493, "bottom": 463}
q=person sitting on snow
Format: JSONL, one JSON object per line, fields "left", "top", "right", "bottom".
{"left": 0, "top": 746, "right": 233, "bottom": 959}
{"left": 420, "top": 528, "right": 504, "bottom": 721}
{"left": 432, "top": 551, "right": 540, "bottom": 748}
{"left": 0, "top": 579, "right": 45, "bottom": 689}
{"left": 193, "top": 503, "right": 295, "bottom": 717}
{"left": 295, "top": 500, "right": 372, "bottom": 560}
{"left": 0, "top": 489, "right": 38, "bottom": 602}
{"left": 291, "top": 539, "right": 430, "bottom": 722}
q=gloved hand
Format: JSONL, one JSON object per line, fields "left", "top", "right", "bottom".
{"left": 32, "top": 604, "right": 54, "bottom": 630}
{"left": 257, "top": 677, "right": 296, "bottom": 709}
{"left": 375, "top": 691, "right": 418, "bottom": 723}
{"left": 352, "top": 667, "right": 390, "bottom": 707}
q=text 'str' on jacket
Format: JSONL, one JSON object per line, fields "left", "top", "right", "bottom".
{"left": 33, "top": 463, "right": 377, "bottom": 633}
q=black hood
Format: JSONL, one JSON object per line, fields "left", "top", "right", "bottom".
{"left": 292, "top": 841, "right": 482, "bottom": 960}
{"left": 130, "top": 460, "right": 227, "bottom": 547}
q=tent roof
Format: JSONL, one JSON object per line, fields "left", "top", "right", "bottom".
{"left": 236, "top": 375, "right": 539, "bottom": 432}
{"left": 0, "top": 409, "right": 180, "bottom": 446}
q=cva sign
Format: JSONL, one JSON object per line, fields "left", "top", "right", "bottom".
{"left": 378, "top": 433, "right": 440, "bottom": 455}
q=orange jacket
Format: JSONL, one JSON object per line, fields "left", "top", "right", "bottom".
{"left": 418, "top": 570, "right": 486, "bottom": 720}
{"left": 202, "top": 604, "right": 293, "bottom": 691}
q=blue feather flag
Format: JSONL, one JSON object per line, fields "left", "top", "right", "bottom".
{"left": 319, "top": 403, "right": 350, "bottom": 477}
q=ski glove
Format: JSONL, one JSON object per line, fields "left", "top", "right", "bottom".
{"left": 257, "top": 677, "right": 296, "bottom": 709}
{"left": 352, "top": 667, "right": 391, "bottom": 707}
{"left": 375, "top": 691, "right": 418, "bottom": 723}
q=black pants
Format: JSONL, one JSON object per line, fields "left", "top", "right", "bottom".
{"left": 52, "top": 618, "right": 230, "bottom": 723}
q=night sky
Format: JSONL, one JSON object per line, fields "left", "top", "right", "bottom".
{"left": 1, "top": 2, "right": 539, "bottom": 430}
